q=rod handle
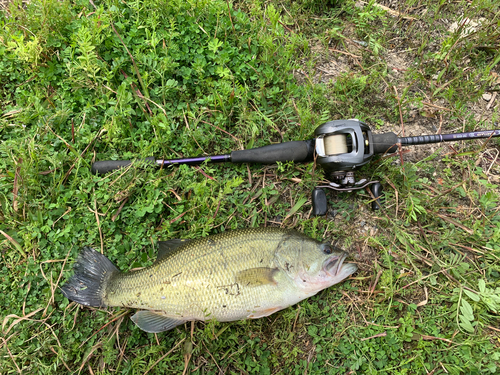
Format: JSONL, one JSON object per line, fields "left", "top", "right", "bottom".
{"left": 400, "top": 134, "right": 443, "bottom": 146}
{"left": 91, "top": 157, "right": 156, "bottom": 175}
{"left": 230, "top": 139, "right": 315, "bottom": 164}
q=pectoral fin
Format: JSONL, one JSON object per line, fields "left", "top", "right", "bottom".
{"left": 235, "top": 267, "right": 279, "bottom": 287}
{"left": 131, "top": 311, "right": 186, "bottom": 333}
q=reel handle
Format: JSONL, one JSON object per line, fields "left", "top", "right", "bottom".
{"left": 370, "top": 182, "right": 383, "bottom": 210}
{"left": 312, "top": 188, "right": 328, "bottom": 216}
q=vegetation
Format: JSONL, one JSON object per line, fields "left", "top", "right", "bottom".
{"left": 1, "top": 0, "right": 499, "bottom": 373}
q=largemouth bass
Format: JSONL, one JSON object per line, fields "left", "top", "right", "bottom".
{"left": 61, "top": 227, "right": 357, "bottom": 333}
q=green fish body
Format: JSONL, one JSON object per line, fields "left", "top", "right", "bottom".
{"left": 61, "top": 227, "right": 357, "bottom": 333}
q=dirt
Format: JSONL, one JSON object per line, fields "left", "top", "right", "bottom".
{"left": 294, "top": 2, "right": 500, "bottom": 289}
{"left": 305, "top": 0, "right": 500, "bottom": 166}
{"left": 0, "top": 0, "right": 8, "bottom": 11}
{"left": 5, "top": 0, "right": 498, "bottom": 279}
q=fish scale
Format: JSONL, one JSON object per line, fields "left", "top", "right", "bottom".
{"left": 61, "top": 227, "right": 357, "bottom": 332}
{"left": 105, "top": 228, "right": 298, "bottom": 321}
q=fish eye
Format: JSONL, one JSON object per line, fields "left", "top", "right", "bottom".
{"left": 323, "top": 245, "right": 332, "bottom": 255}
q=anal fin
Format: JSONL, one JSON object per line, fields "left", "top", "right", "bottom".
{"left": 131, "top": 311, "right": 186, "bottom": 333}
{"left": 248, "top": 306, "right": 282, "bottom": 319}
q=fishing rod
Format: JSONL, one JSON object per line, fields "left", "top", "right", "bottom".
{"left": 92, "top": 119, "right": 500, "bottom": 214}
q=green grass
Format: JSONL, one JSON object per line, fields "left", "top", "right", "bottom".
{"left": 1, "top": 0, "right": 500, "bottom": 373}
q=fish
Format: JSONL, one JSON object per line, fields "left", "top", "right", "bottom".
{"left": 61, "top": 227, "right": 357, "bottom": 333}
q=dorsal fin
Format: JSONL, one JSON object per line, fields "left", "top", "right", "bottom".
{"left": 157, "top": 239, "right": 189, "bottom": 260}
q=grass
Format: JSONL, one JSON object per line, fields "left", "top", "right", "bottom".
{"left": 1, "top": 0, "right": 500, "bottom": 373}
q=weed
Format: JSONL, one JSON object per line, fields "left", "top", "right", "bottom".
{"left": 1, "top": 0, "right": 499, "bottom": 373}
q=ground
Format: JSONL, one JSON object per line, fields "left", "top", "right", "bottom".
{"left": 0, "top": 0, "right": 499, "bottom": 374}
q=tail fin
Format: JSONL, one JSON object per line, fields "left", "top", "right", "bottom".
{"left": 61, "top": 247, "right": 119, "bottom": 308}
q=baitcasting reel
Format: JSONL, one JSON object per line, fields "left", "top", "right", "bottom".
{"left": 91, "top": 119, "right": 500, "bottom": 215}
{"left": 312, "top": 120, "right": 389, "bottom": 215}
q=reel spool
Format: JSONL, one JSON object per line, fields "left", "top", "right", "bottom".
{"left": 324, "top": 134, "right": 348, "bottom": 155}
{"left": 314, "top": 119, "right": 374, "bottom": 175}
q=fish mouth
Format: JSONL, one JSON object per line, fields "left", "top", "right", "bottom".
{"left": 324, "top": 253, "right": 347, "bottom": 276}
